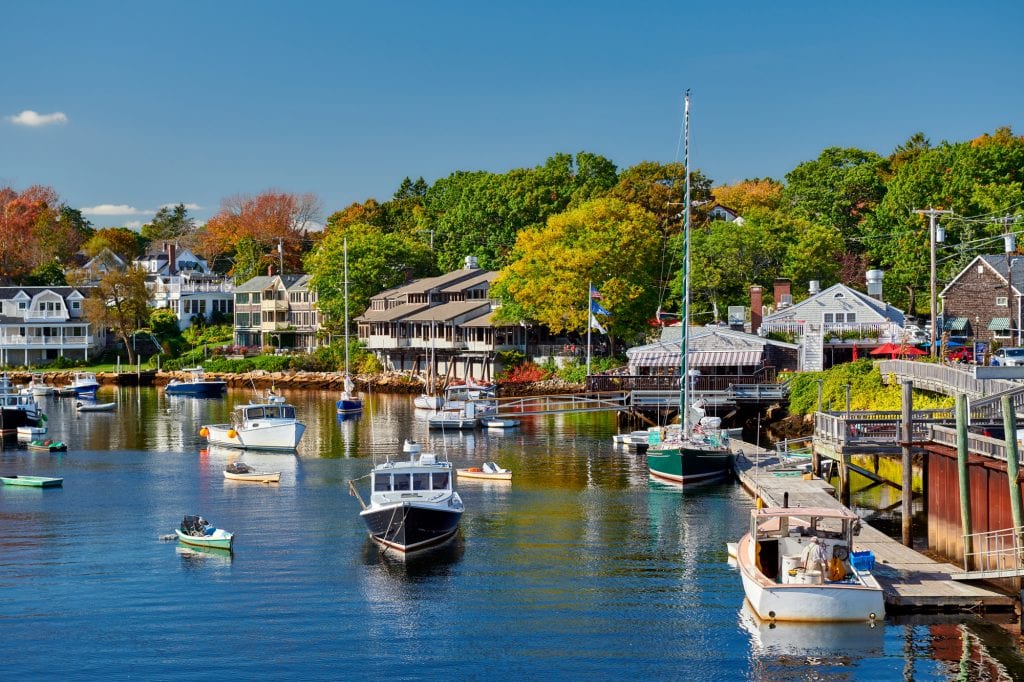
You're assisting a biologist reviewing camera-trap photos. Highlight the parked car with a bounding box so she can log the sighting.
[991,347,1024,366]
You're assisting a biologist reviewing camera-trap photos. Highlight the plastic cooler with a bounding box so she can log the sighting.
[851,550,875,572]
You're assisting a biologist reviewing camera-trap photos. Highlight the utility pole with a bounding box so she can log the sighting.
[914,208,952,357]
[276,237,285,276]
[998,214,1018,345]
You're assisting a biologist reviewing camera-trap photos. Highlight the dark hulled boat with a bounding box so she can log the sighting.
[356,441,463,554]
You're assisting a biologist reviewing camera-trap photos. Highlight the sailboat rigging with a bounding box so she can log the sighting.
[336,237,364,416]
[646,90,733,485]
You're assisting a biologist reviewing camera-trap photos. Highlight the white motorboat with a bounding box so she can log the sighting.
[0,373,45,431]
[735,506,883,623]
[164,367,227,397]
[201,398,306,451]
[352,440,463,554]
[428,410,478,430]
[28,373,54,396]
[414,394,444,410]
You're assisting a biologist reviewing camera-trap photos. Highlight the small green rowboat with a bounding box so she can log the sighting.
[0,475,63,487]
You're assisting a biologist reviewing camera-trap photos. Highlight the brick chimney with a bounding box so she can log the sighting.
[165,242,177,275]
[773,278,792,309]
[750,286,763,335]
[267,265,275,276]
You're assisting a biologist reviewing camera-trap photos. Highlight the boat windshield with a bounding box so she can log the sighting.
[373,471,450,492]
[432,471,450,490]
[413,473,430,490]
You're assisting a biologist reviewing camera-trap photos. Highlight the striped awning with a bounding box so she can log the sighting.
[944,317,968,332]
[629,349,763,368]
[690,350,763,367]
[989,317,1011,331]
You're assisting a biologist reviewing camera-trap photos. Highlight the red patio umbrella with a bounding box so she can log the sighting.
[852,343,859,360]
[869,343,900,357]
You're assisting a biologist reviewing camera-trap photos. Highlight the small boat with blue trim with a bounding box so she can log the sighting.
[0,474,63,487]
[175,515,234,551]
[165,367,227,397]
[68,372,100,397]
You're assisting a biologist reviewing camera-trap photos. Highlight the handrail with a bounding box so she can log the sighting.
[961,525,1024,575]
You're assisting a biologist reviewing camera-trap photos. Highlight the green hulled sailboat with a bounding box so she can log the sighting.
[646,91,733,485]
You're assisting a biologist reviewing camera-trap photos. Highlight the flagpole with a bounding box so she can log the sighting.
[586,281,592,377]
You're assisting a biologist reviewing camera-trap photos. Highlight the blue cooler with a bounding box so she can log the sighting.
[851,550,875,572]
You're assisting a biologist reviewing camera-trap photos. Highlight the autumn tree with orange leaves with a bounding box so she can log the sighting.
[197,191,321,280]
[0,185,92,284]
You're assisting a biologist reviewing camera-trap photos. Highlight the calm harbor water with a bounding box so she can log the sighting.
[1,387,1022,680]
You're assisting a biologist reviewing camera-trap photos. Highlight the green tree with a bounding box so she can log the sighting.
[305,222,437,334]
[493,198,661,343]
[83,227,146,262]
[83,267,151,365]
[23,260,67,286]
[150,307,181,338]
[231,236,270,285]
[141,203,196,242]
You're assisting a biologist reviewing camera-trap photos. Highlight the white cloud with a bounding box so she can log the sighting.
[81,204,146,216]
[304,220,325,232]
[160,202,202,211]
[7,110,68,127]
[124,220,143,230]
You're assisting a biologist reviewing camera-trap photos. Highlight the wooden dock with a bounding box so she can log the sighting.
[730,442,1015,614]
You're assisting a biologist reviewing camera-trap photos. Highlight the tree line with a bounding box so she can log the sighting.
[3,126,1022,347]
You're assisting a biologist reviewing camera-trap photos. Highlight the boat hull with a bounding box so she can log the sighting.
[457,468,512,481]
[76,402,116,412]
[71,385,99,397]
[335,398,363,414]
[0,475,63,487]
[428,416,478,430]
[27,440,67,452]
[204,421,306,451]
[736,534,883,622]
[224,470,281,483]
[360,502,462,553]
[166,381,226,397]
[646,444,733,484]
[175,528,234,550]
[414,395,444,410]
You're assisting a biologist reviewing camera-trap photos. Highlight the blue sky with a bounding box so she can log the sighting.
[2,1,1022,229]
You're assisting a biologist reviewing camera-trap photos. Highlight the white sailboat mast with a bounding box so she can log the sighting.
[681,90,692,432]
[344,237,352,387]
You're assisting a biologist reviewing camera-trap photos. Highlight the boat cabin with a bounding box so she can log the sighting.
[238,403,296,422]
[751,507,860,584]
[372,467,452,493]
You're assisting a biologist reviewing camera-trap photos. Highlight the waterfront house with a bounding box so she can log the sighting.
[77,248,127,283]
[233,273,321,351]
[356,257,524,381]
[939,255,1024,347]
[138,242,234,331]
[757,279,906,371]
[0,286,105,366]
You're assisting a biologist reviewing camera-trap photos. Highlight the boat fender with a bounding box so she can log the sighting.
[227,429,237,439]
[199,427,209,438]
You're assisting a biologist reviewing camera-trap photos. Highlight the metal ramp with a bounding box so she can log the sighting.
[951,526,1024,580]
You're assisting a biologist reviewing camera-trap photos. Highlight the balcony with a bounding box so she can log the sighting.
[24,310,70,322]
[0,335,91,347]
[260,321,292,332]
[261,300,289,312]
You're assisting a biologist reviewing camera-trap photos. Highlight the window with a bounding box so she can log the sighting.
[432,472,450,490]
[237,293,249,304]
[413,473,430,490]
[71,301,80,310]
[846,313,856,322]
[392,474,411,491]
[997,296,1008,307]
[824,313,834,323]
[236,313,249,327]
[374,474,391,492]
[252,293,261,304]
[18,301,27,310]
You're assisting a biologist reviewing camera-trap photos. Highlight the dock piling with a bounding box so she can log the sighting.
[956,393,973,568]
[901,381,914,547]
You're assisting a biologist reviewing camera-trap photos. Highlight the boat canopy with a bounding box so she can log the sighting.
[373,470,451,492]
[242,404,296,420]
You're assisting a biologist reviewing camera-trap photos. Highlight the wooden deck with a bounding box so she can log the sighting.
[730,442,1015,613]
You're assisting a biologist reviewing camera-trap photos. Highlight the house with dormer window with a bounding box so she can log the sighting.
[0,286,105,366]
[233,273,320,351]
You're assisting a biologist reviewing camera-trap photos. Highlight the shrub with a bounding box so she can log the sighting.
[498,361,551,384]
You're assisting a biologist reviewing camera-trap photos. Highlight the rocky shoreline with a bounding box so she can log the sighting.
[6,369,586,397]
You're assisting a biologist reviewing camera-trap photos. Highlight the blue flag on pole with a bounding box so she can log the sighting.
[591,299,611,316]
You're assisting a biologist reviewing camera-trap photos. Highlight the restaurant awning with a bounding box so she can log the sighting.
[988,317,1010,331]
[944,317,968,332]
[628,348,763,368]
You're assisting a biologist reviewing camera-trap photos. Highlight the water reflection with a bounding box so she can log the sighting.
[176,543,233,568]
[739,601,884,658]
